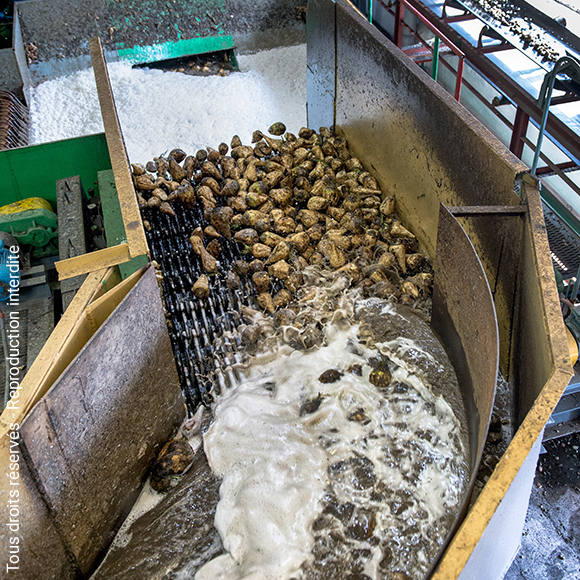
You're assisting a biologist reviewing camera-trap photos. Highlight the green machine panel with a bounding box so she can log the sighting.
[0,207,58,257]
[0,133,112,210]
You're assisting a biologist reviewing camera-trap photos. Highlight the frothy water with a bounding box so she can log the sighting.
[195,281,469,580]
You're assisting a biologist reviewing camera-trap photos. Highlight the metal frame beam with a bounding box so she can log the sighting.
[404,0,580,166]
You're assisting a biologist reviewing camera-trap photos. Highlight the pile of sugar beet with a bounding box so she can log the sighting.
[133,123,434,317]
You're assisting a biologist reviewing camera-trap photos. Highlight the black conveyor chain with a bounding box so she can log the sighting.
[142,200,259,414]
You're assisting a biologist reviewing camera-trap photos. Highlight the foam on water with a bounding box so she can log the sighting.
[196,289,468,580]
[28,45,307,164]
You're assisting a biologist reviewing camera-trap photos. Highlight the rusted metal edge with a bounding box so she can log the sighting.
[17,265,183,576]
[0,265,146,444]
[448,205,527,216]
[88,37,149,261]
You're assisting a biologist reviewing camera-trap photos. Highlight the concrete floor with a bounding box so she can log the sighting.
[504,431,580,580]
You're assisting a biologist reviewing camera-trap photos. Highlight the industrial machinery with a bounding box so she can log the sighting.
[0,89,28,149]
[548,299,580,437]
[353,0,580,443]
[352,0,580,257]
[0,1,573,580]
[0,197,58,257]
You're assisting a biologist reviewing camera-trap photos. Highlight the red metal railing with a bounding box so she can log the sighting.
[371,0,580,232]
[390,0,465,101]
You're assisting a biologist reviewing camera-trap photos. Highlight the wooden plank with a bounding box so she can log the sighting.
[99,169,126,246]
[48,40,151,282]
[99,168,151,279]
[55,243,131,280]
[19,266,184,576]
[84,267,146,332]
[89,37,149,260]
[57,176,88,257]
[0,269,107,443]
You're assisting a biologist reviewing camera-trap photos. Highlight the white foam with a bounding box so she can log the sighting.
[197,351,330,580]
[196,304,468,580]
[29,44,307,164]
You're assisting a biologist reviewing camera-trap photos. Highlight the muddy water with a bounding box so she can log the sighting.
[195,277,469,580]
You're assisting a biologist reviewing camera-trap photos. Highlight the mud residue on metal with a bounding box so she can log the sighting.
[91,447,223,580]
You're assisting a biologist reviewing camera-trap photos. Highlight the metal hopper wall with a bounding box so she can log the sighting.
[307,0,572,577]
[0,266,185,579]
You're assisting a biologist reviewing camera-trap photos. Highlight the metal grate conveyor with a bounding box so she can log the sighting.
[142,201,276,414]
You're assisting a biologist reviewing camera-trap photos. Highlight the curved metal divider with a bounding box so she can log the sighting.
[430,203,499,573]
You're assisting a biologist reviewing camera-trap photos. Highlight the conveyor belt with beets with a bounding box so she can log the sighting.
[143,201,254,413]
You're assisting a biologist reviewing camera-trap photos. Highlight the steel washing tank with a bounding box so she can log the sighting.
[0,4,572,578]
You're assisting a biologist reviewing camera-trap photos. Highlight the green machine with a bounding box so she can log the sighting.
[565,306,580,350]
[0,197,58,257]
[0,133,151,281]
[0,133,113,261]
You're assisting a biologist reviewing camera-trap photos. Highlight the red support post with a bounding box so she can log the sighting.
[396,0,465,101]
[394,0,405,48]
[535,161,578,176]
[455,56,464,101]
[510,106,530,159]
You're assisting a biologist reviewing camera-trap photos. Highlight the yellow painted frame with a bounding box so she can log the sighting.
[0,265,146,445]
[53,37,149,280]
[431,175,573,578]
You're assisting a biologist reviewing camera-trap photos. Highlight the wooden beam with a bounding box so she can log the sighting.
[55,243,131,280]
[88,37,149,260]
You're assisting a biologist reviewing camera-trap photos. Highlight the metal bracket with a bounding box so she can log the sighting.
[531,55,580,175]
[447,205,527,216]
